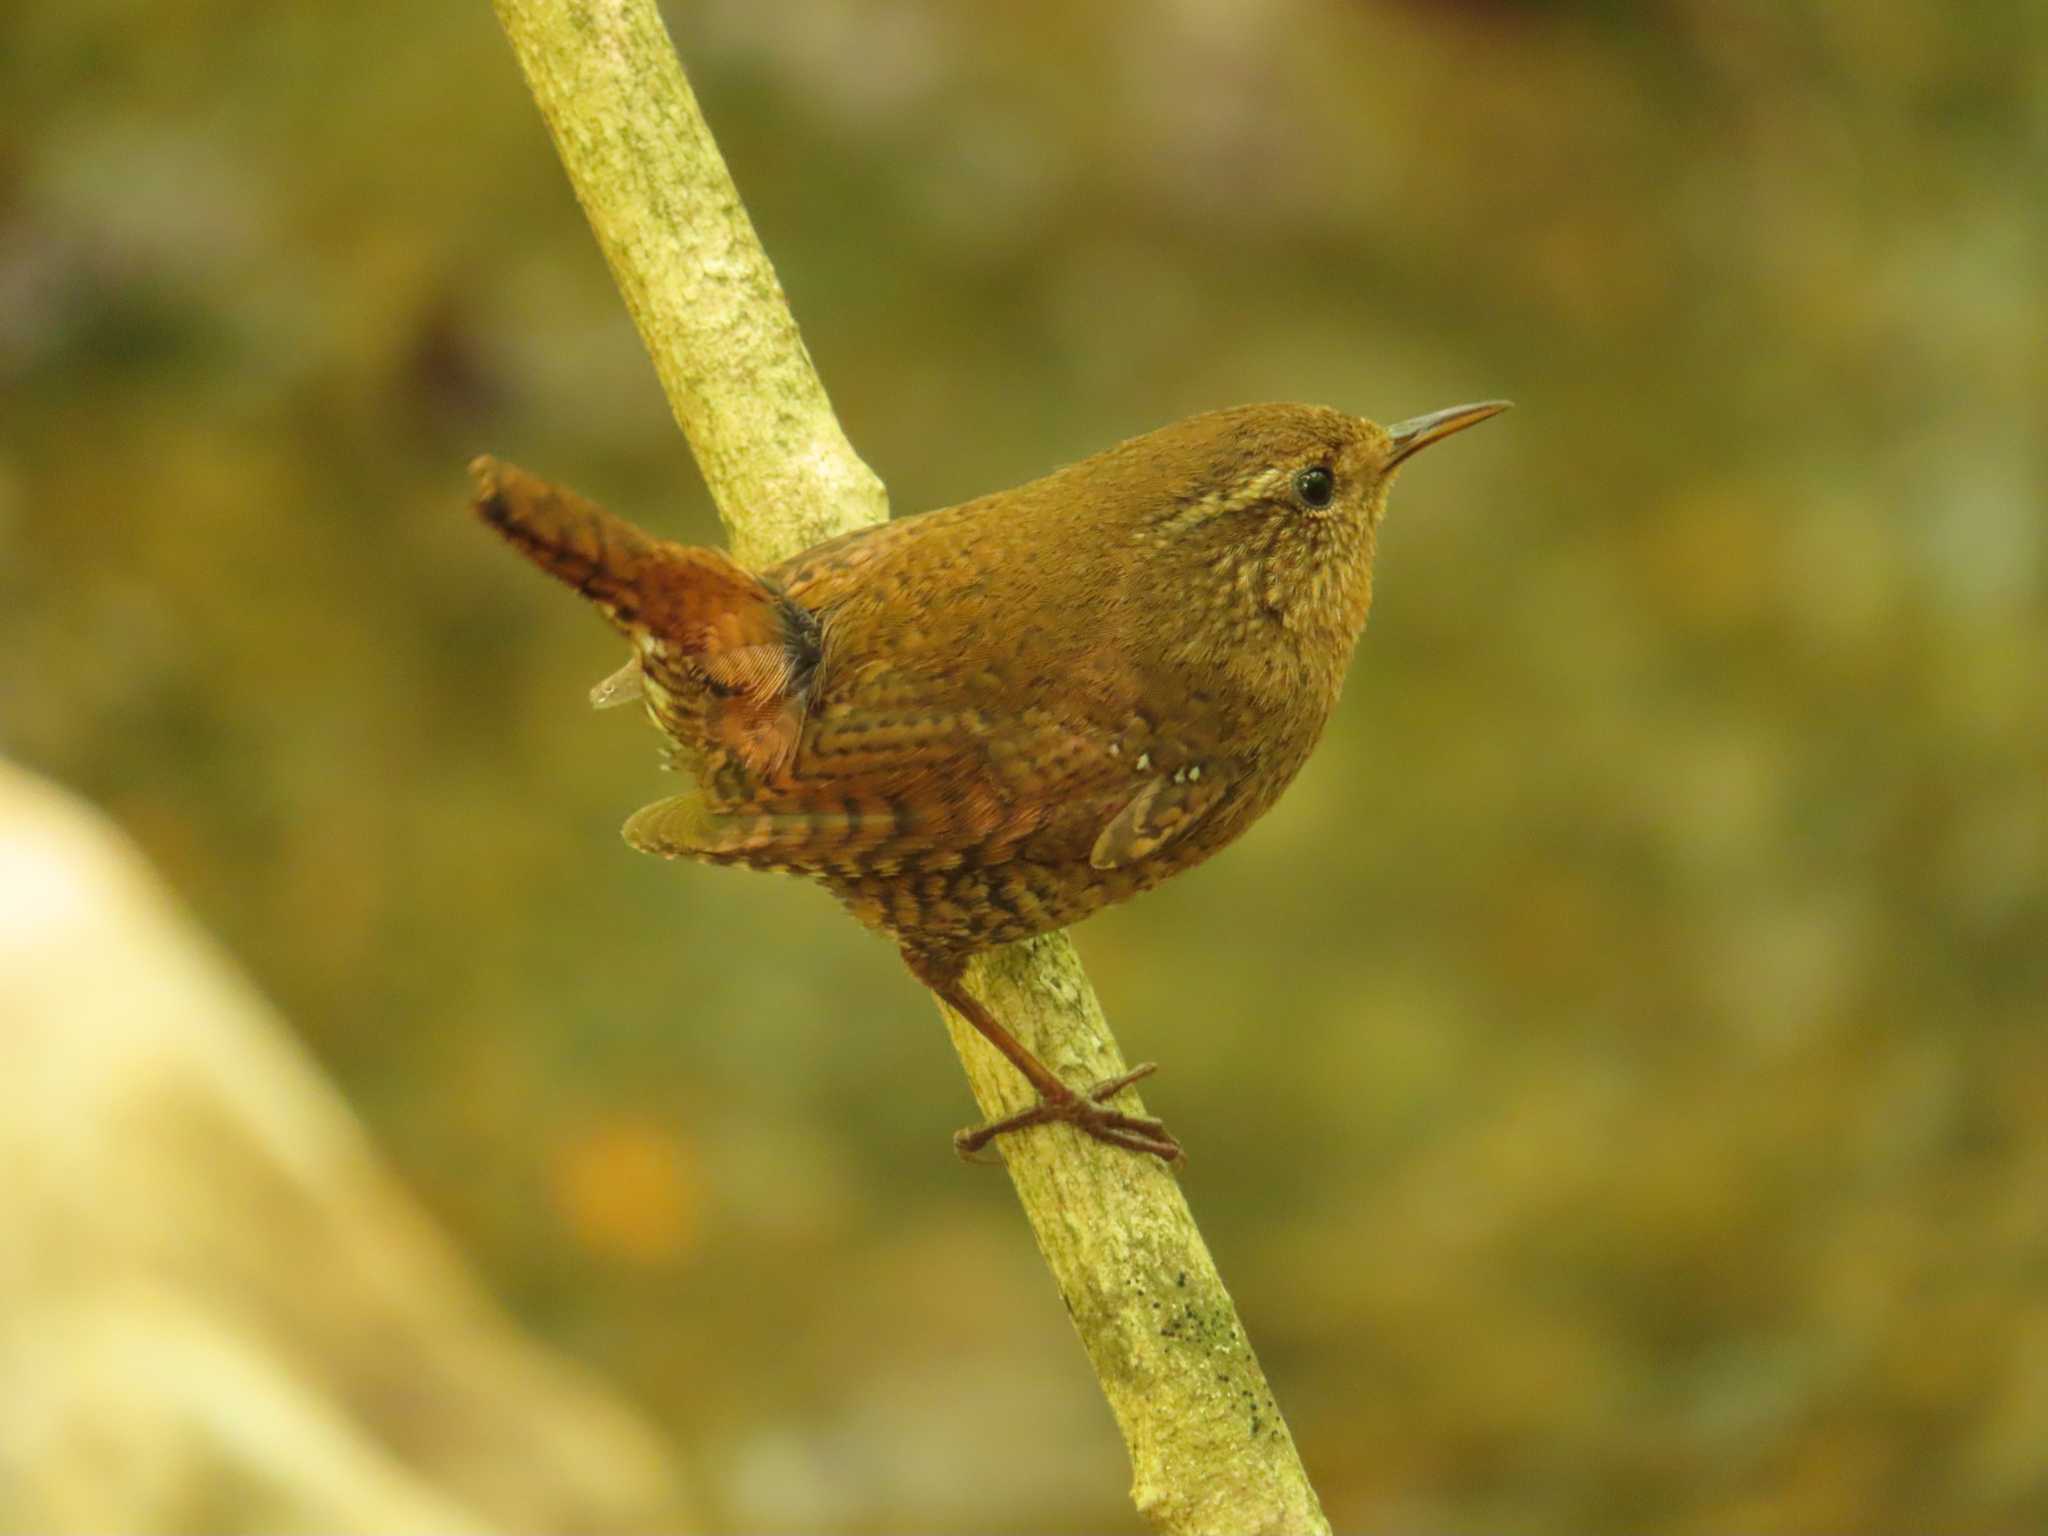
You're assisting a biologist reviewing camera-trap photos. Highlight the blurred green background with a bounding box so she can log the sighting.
[4,0,2044,1529]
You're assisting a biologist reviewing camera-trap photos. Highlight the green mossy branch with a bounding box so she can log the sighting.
[493,0,885,568]
[489,3,1329,1529]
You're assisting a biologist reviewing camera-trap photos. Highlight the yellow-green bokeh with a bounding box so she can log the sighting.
[3,1,2042,1529]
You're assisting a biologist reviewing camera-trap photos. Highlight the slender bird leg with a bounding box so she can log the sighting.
[904,951,1184,1165]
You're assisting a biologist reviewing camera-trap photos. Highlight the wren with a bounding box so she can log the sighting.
[470,400,1508,1163]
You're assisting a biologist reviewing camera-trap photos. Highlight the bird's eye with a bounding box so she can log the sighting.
[1293,466,1336,509]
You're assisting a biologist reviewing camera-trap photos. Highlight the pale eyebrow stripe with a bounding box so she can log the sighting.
[1148,466,1294,538]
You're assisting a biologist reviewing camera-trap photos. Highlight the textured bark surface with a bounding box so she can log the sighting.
[490,3,1329,1528]
[492,0,887,567]
[951,939,1331,1534]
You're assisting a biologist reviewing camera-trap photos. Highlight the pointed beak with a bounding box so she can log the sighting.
[1382,400,1513,470]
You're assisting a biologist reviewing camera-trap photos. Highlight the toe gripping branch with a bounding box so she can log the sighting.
[906,951,1184,1166]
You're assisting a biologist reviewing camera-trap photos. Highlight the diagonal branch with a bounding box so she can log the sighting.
[489,3,1329,1530]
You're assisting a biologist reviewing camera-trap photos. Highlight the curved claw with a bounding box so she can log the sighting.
[951,1127,1006,1166]
[953,1062,1184,1167]
[1088,1061,1159,1100]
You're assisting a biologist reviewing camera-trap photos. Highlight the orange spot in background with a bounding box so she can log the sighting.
[548,1117,701,1266]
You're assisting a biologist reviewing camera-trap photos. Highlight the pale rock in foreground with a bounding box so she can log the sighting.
[0,760,691,1534]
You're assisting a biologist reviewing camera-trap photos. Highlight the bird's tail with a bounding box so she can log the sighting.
[470,455,761,637]
[468,457,819,778]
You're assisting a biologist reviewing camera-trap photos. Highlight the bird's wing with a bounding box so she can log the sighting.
[471,457,821,780]
[626,700,1129,872]
[628,709,1242,881]
[627,502,1243,874]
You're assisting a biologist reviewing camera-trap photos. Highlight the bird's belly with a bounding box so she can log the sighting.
[820,858,1124,951]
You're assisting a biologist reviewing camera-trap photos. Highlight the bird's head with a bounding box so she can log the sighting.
[1104,398,1510,662]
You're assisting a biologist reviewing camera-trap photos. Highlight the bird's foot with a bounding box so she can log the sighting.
[953,1062,1183,1165]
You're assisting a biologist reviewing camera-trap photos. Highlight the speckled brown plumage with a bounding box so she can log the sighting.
[471,399,1507,1162]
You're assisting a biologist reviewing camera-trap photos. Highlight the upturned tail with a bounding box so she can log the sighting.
[467,456,821,780]
[470,455,749,635]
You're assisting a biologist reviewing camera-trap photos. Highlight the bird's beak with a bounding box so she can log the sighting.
[1383,400,1512,470]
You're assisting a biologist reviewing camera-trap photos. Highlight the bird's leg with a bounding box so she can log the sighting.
[904,950,1183,1165]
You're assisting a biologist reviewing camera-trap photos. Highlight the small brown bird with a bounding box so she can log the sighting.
[471,400,1507,1163]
